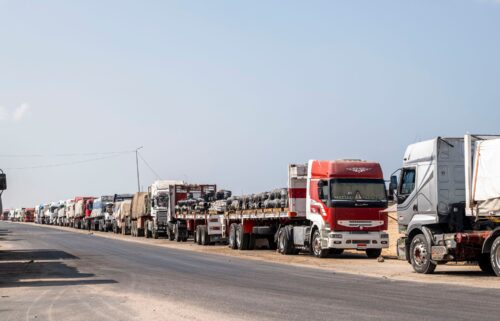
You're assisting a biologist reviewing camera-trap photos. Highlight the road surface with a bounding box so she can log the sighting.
[1,221,499,321]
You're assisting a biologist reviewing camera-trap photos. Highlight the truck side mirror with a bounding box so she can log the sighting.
[388,175,398,200]
[0,173,6,191]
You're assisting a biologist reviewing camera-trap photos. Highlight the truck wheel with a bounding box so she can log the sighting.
[366,249,382,259]
[410,234,436,274]
[490,236,500,277]
[311,229,328,258]
[330,249,344,256]
[196,226,202,245]
[278,226,294,255]
[228,223,237,250]
[201,225,209,246]
[174,223,181,242]
[236,224,249,250]
[478,253,494,275]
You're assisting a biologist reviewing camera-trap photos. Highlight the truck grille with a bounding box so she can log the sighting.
[156,211,168,222]
[351,240,369,244]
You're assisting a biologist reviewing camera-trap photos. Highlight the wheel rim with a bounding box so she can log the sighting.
[495,244,500,268]
[313,233,322,256]
[413,241,428,266]
[236,228,241,248]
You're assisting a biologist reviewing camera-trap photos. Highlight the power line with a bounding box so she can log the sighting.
[0,150,135,158]
[138,152,162,180]
[4,153,128,170]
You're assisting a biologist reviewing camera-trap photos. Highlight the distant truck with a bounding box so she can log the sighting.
[89,195,114,231]
[44,202,59,225]
[112,199,132,234]
[165,183,218,243]
[105,194,133,232]
[56,201,66,226]
[35,205,44,224]
[145,180,186,239]
[64,199,75,227]
[24,208,35,222]
[72,197,94,229]
[394,135,500,276]
[164,160,389,258]
[1,210,8,221]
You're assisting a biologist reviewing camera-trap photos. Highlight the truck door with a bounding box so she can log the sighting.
[397,167,417,226]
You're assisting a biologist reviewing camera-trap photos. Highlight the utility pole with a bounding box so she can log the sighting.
[0,169,6,215]
[135,147,143,192]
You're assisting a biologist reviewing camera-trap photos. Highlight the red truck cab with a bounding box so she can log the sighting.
[301,160,389,257]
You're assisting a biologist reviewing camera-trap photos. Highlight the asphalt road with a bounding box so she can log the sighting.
[1,221,499,321]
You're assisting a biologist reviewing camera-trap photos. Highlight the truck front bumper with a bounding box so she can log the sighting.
[327,231,389,250]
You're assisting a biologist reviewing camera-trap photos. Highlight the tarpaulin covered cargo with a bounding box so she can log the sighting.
[131,192,148,219]
[115,200,132,220]
[472,138,500,202]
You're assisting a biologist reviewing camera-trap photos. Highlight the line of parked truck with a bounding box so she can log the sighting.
[4,134,500,277]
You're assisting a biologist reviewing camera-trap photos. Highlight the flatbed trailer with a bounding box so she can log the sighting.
[169,160,389,257]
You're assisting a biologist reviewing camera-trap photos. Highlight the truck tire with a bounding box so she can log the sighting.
[236,224,249,250]
[167,226,175,241]
[311,229,328,258]
[278,226,294,255]
[410,234,436,274]
[228,223,237,250]
[478,253,494,275]
[490,236,500,277]
[366,249,382,259]
[200,225,209,246]
[330,249,344,256]
[196,226,202,245]
[174,223,181,242]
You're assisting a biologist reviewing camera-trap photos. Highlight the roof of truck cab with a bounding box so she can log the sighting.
[152,180,186,190]
[403,137,463,165]
[309,160,383,179]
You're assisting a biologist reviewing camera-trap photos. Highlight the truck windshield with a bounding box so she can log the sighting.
[330,179,387,203]
[156,195,169,208]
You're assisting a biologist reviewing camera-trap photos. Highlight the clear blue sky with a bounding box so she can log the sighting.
[1,0,500,208]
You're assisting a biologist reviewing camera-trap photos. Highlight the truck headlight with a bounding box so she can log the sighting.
[381,233,389,239]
